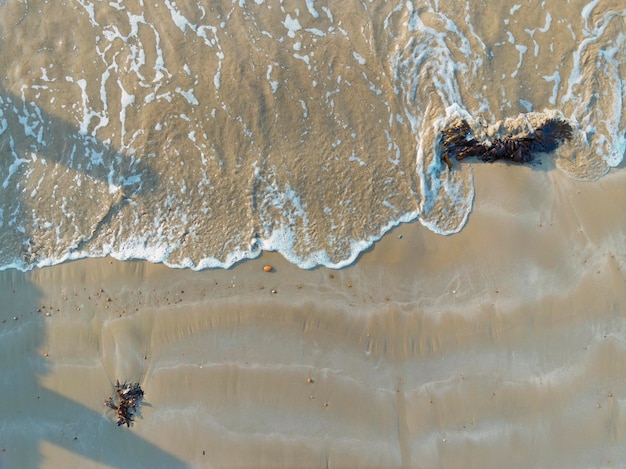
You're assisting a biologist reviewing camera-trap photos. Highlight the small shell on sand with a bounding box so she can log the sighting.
[263,265,273,272]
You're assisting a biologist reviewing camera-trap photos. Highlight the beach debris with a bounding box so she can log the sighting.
[439,117,573,170]
[263,265,273,272]
[104,380,144,427]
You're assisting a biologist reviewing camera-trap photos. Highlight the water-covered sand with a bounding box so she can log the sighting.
[0,0,624,270]
[2,164,625,468]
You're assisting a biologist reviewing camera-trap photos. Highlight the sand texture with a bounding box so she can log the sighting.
[1,164,625,468]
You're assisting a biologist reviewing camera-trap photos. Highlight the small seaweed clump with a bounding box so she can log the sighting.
[104,380,145,427]
[439,117,573,170]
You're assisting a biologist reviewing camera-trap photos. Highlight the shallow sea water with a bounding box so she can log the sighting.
[0,0,623,270]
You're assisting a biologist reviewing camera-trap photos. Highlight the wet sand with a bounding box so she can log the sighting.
[1,163,625,468]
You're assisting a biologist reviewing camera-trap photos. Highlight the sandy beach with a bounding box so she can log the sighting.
[1,162,624,468]
[1,0,625,467]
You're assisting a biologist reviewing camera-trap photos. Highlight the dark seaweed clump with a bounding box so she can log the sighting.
[439,117,573,170]
[104,380,145,427]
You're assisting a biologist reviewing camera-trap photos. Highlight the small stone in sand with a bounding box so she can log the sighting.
[307,378,314,384]
[263,265,273,272]
[271,289,277,294]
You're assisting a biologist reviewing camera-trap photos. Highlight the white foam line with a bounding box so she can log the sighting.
[30,173,45,198]
[164,0,223,92]
[542,71,560,105]
[150,22,171,82]
[299,99,308,118]
[562,6,624,105]
[538,12,552,33]
[74,0,98,28]
[305,27,325,37]
[321,6,333,22]
[597,39,625,167]
[383,3,402,32]
[283,13,301,38]
[511,44,527,78]
[266,64,279,93]
[175,87,199,106]
[214,55,223,90]
[293,53,310,67]
[164,0,191,33]
[0,110,7,136]
[581,0,600,27]
[117,80,135,148]
[352,51,366,65]
[74,78,96,135]
[16,89,43,143]
[305,0,319,19]
[2,137,29,189]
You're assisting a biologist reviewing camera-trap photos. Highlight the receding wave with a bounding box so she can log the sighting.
[0,0,623,271]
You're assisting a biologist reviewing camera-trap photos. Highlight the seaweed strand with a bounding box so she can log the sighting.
[104,380,145,427]
[439,117,573,170]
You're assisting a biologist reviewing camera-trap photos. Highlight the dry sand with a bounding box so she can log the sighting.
[1,163,625,468]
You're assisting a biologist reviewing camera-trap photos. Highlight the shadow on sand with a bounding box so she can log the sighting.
[0,86,189,467]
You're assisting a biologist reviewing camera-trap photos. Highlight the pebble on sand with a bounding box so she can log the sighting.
[263,265,273,272]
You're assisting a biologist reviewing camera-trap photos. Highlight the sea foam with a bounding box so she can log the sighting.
[0,0,623,272]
